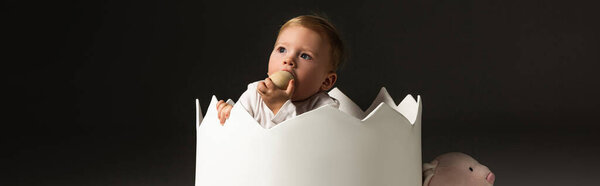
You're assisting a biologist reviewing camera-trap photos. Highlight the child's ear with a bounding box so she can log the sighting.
[320,72,337,91]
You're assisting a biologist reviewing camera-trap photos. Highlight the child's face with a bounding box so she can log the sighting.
[268,25,335,101]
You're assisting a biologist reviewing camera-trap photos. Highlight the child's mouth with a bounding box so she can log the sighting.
[281,69,296,79]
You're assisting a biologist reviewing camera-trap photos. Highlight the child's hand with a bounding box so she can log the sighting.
[257,77,295,115]
[216,100,233,125]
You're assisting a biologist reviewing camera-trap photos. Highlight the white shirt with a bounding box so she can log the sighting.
[236,81,339,129]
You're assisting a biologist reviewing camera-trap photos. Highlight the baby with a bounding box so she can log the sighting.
[216,15,345,129]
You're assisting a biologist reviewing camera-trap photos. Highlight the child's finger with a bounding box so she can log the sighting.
[222,106,228,118]
[257,81,267,95]
[224,106,232,118]
[216,100,225,111]
[217,107,223,120]
[219,109,226,124]
[285,79,295,96]
[218,110,222,123]
[264,78,275,89]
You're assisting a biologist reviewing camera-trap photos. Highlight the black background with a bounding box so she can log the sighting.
[9,0,599,185]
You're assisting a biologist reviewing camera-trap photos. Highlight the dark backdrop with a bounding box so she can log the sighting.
[9,0,599,185]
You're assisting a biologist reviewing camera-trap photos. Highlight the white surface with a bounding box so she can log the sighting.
[195,88,422,186]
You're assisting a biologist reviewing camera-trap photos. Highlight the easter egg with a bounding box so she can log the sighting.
[269,71,294,89]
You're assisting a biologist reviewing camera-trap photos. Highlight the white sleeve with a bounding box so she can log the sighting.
[236,82,259,118]
[235,81,298,128]
[271,100,296,124]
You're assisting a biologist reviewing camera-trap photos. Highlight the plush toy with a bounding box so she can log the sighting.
[423,152,495,186]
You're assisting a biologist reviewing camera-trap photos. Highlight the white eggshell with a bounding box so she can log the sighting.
[195,88,423,186]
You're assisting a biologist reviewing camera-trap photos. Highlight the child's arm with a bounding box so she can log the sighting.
[257,77,295,115]
[216,100,233,125]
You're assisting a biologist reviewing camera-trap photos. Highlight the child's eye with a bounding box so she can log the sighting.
[277,47,286,53]
[300,53,312,60]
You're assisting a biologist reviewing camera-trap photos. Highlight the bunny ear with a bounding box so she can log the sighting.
[422,160,438,186]
[422,173,433,186]
[423,159,438,170]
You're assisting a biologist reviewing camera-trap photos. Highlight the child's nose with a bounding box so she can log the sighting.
[283,58,295,67]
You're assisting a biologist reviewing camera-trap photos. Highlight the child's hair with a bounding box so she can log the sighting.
[278,15,345,72]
